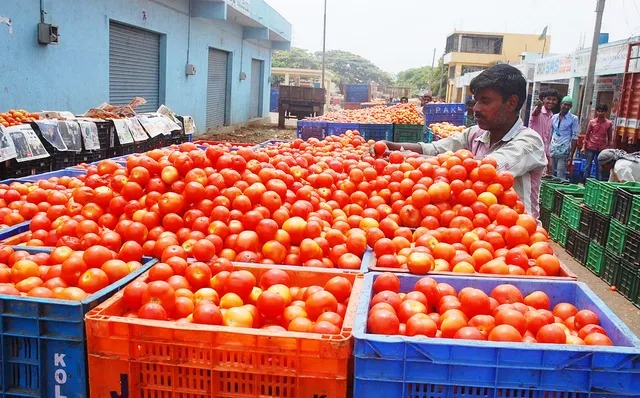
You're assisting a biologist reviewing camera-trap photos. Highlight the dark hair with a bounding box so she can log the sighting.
[400,96,408,101]
[466,99,476,107]
[596,104,609,112]
[470,64,527,112]
[540,89,560,101]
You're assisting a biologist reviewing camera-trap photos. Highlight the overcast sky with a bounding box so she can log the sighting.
[265,0,640,74]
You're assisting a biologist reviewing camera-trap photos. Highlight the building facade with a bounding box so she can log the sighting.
[0,0,291,133]
[444,31,550,102]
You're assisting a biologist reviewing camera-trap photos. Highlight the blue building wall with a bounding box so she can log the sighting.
[0,0,290,132]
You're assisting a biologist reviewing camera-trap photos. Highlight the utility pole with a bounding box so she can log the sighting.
[429,48,436,91]
[580,0,606,132]
[436,53,445,99]
[321,0,327,89]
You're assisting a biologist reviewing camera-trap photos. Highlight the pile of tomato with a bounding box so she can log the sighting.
[0,109,41,128]
[0,177,86,227]
[367,272,614,345]
[123,250,353,332]
[2,132,561,279]
[306,103,423,125]
[0,245,144,300]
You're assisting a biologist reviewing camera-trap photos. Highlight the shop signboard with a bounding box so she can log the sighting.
[534,54,573,81]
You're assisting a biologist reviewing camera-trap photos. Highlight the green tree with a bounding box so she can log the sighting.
[316,50,394,92]
[396,58,447,98]
[272,47,320,69]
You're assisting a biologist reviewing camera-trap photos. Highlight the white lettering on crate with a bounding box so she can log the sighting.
[54,353,68,398]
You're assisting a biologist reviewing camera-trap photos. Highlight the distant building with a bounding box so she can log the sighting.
[444,31,551,102]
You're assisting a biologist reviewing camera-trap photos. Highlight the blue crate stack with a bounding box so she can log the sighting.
[424,103,466,126]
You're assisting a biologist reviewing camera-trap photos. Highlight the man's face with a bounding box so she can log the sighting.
[596,109,606,118]
[543,96,558,110]
[473,88,515,131]
[560,102,572,114]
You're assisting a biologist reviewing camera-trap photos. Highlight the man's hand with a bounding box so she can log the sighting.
[581,146,587,155]
[535,99,543,108]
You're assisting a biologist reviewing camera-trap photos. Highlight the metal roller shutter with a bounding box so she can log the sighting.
[109,22,160,113]
[206,48,229,129]
[249,59,263,119]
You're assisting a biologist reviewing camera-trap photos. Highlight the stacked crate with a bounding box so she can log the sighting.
[580,179,640,307]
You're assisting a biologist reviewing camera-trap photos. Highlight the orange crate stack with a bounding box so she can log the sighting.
[85,263,363,398]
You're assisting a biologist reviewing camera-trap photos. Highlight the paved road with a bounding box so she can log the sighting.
[552,242,640,337]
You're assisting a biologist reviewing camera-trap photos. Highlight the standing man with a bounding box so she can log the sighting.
[464,99,477,127]
[549,96,580,179]
[529,89,559,174]
[377,64,547,218]
[582,104,613,181]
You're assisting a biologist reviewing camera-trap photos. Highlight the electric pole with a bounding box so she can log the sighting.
[580,0,606,131]
[429,48,436,91]
[321,0,327,89]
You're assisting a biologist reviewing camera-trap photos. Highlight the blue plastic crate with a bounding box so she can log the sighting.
[326,122,359,136]
[296,120,326,140]
[0,247,157,398]
[424,113,465,126]
[345,84,370,103]
[0,221,30,242]
[18,168,87,182]
[423,103,466,116]
[354,273,640,398]
[358,124,393,141]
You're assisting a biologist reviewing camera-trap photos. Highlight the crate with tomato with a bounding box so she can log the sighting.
[85,263,363,398]
[0,245,157,398]
[353,272,640,397]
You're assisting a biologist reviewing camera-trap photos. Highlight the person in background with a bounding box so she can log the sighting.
[581,104,613,181]
[465,99,477,127]
[549,96,580,180]
[598,149,640,182]
[421,92,433,107]
[529,89,559,174]
[376,64,547,218]
[400,97,409,104]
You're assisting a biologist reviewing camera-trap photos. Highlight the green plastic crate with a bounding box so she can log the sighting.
[586,241,604,276]
[560,196,583,229]
[601,249,620,286]
[549,214,567,247]
[586,179,640,215]
[540,182,580,211]
[393,124,424,142]
[606,219,628,255]
[629,196,640,232]
[616,261,639,304]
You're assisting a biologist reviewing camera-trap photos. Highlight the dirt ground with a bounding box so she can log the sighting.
[196,113,297,144]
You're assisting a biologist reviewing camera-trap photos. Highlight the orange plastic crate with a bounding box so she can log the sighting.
[85,263,363,398]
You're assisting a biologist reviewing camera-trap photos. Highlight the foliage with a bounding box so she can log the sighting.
[396,58,447,98]
[272,48,321,70]
[271,48,393,92]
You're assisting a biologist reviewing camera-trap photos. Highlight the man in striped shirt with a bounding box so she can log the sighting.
[379,64,547,218]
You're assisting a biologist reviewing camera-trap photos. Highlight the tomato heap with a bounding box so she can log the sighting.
[125,258,352,333]
[0,177,85,227]
[0,109,41,127]
[367,273,615,345]
[429,122,465,139]
[306,103,423,125]
[362,146,559,276]
[0,245,144,300]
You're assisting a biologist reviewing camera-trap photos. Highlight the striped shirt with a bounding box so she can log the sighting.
[420,118,547,218]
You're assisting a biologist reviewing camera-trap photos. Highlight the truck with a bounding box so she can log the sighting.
[277,85,326,128]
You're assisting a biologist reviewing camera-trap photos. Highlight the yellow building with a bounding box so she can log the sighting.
[444,31,551,102]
